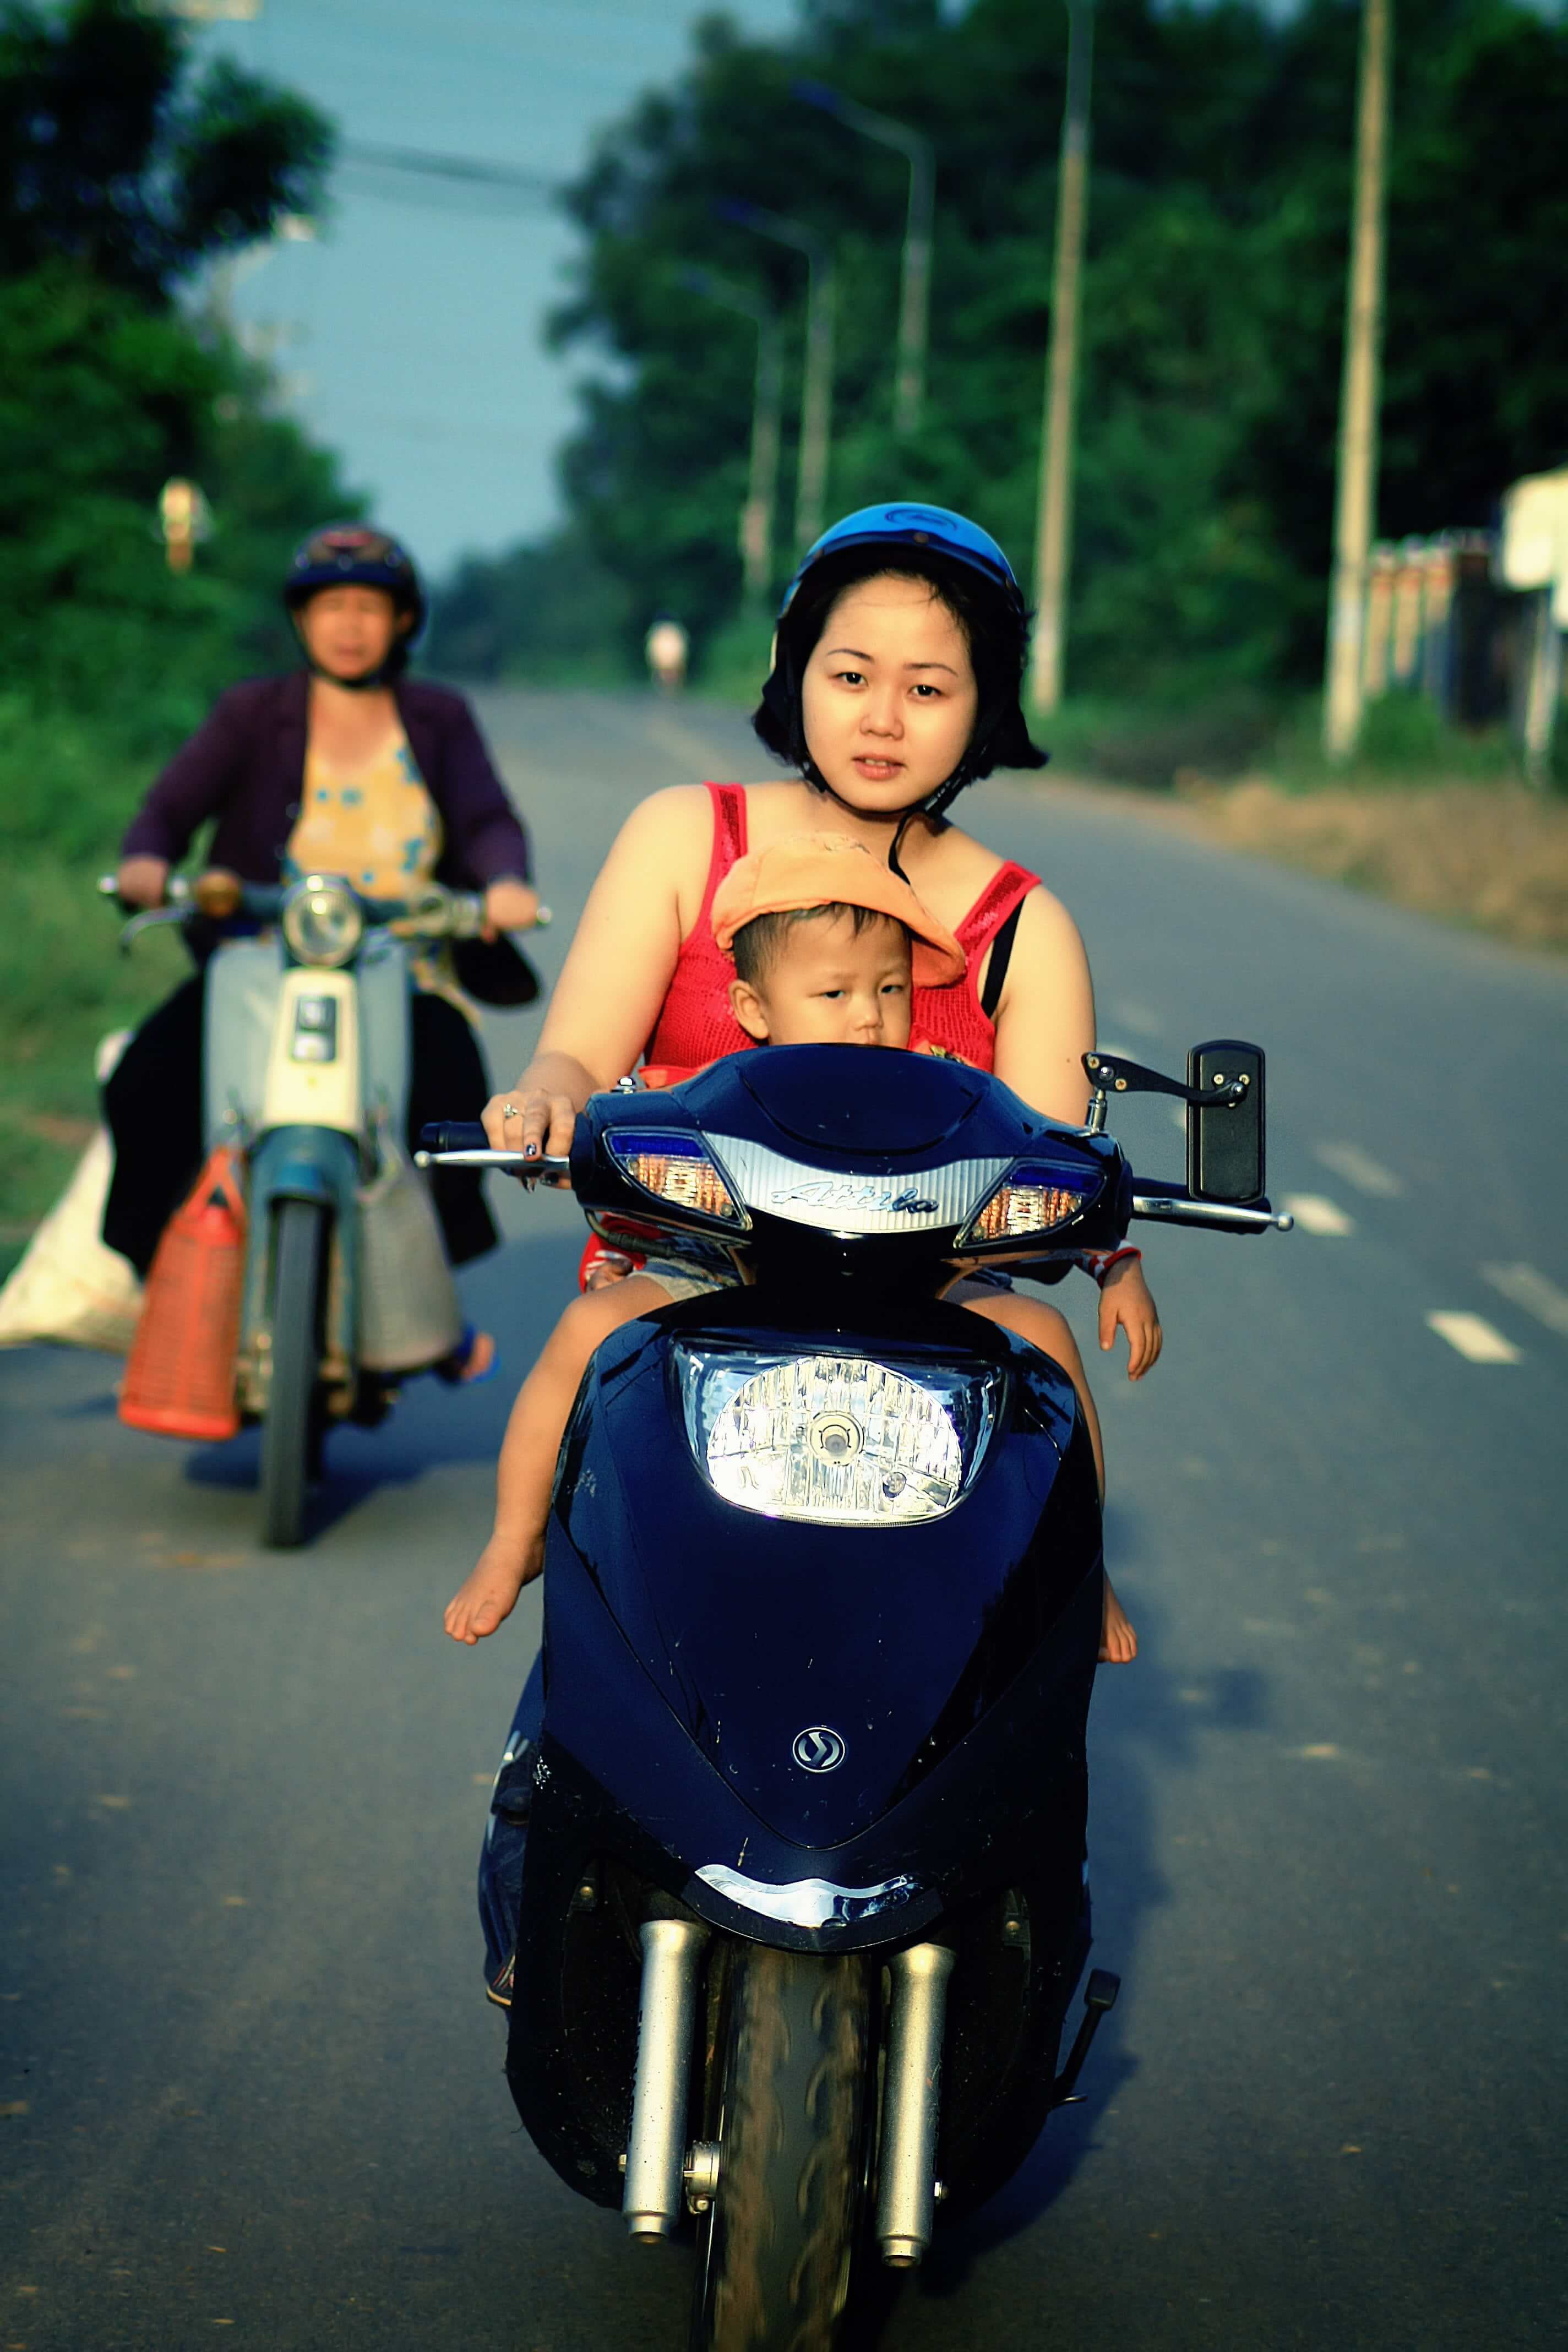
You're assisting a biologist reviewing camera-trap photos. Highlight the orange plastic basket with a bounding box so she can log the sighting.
[119,1147,248,1441]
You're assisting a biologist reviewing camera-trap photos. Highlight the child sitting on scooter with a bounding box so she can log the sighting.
[444,834,1150,1661]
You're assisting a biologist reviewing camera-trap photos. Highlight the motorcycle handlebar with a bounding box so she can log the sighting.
[420,1121,489,1155]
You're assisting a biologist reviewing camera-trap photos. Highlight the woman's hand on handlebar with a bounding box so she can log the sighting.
[116,855,169,910]
[482,877,541,938]
[482,1084,576,1160]
[484,1050,597,1163]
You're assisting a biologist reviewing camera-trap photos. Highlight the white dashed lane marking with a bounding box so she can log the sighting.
[1281,1194,1355,1237]
[1426,1311,1523,1365]
[1315,1141,1405,1199]
[1480,1263,1568,1340]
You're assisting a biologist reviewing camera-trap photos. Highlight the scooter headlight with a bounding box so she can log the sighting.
[281,874,364,968]
[674,1344,1001,1527]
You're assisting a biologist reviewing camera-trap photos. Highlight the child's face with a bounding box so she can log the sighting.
[729,910,913,1050]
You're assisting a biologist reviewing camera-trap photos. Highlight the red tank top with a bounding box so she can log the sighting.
[643,782,1039,1075]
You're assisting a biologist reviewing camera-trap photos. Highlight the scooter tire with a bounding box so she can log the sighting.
[260,1197,325,1550]
[691,1945,869,2352]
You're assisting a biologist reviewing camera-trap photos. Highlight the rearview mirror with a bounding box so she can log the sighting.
[1186,1041,1265,1204]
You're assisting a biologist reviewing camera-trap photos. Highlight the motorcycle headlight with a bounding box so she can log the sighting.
[674,1344,1001,1527]
[959,1158,1095,1246]
[606,1130,747,1225]
[281,874,364,969]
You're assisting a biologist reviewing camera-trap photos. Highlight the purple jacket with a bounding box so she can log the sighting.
[120,671,532,888]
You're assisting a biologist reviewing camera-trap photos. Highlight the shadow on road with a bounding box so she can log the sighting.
[911,1542,1272,2317]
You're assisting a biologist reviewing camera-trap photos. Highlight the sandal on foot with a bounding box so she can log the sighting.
[435,1325,498,1386]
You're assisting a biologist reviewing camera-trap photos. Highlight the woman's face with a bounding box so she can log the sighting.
[298,585,404,682]
[799,573,979,814]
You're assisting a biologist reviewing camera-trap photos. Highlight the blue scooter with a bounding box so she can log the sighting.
[422,1038,1288,2349]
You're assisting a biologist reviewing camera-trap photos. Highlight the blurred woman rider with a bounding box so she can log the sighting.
[105,525,538,1365]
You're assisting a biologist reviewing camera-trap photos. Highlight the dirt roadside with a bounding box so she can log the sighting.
[1042,775,1568,955]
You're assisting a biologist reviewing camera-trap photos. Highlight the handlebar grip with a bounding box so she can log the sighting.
[418,1121,490,1155]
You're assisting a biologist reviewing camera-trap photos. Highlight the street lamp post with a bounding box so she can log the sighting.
[792,79,934,438]
[1323,0,1395,763]
[718,201,837,553]
[680,269,783,612]
[1029,0,1096,718]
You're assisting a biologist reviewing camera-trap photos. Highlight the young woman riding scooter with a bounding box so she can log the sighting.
[105,525,538,1374]
[479,504,1162,1635]
[448,831,1134,1655]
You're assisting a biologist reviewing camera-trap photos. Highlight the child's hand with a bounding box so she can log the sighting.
[1098,1256,1162,1380]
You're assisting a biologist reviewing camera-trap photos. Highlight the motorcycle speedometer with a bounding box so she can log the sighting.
[281,874,365,968]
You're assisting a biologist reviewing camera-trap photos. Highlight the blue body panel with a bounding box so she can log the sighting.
[499,1043,1117,2217]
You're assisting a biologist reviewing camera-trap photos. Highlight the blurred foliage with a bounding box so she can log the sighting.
[0,264,361,732]
[0,0,333,297]
[447,0,1568,701]
[425,527,635,685]
[0,0,353,732]
[0,1,357,1245]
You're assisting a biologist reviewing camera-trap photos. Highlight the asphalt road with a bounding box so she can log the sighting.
[3,688,1565,2352]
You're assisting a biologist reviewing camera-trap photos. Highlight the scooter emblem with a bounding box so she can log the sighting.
[792,1725,847,1773]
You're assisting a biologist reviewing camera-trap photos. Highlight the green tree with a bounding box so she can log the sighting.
[0,0,333,300]
[0,1,354,728]
[426,529,634,685]
[520,0,1568,698]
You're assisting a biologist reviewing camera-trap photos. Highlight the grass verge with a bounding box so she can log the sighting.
[0,704,187,1276]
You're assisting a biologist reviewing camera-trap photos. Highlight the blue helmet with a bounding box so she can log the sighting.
[781,502,1026,617]
[757,503,1045,816]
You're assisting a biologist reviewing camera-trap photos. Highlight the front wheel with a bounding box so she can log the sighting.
[260,1198,325,1549]
[692,1946,870,2352]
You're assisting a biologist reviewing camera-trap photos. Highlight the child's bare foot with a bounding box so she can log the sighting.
[1100,1575,1138,1664]
[444,1537,541,1645]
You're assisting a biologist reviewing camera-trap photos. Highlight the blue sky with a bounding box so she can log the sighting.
[195,0,799,577]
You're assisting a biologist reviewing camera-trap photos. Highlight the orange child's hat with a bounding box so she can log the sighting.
[711,831,966,988]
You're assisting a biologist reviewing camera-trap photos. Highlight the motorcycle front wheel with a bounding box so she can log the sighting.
[692,1945,870,2352]
[260,1198,325,1549]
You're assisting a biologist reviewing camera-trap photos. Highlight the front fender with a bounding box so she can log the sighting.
[238,1126,361,1404]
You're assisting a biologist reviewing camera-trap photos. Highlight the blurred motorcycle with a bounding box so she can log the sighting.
[105,868,543,1547]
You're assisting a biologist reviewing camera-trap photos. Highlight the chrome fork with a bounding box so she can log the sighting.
[622,1918,709,2241]
[876,1942,955,2267]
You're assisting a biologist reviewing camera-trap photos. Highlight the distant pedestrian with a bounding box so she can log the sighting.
[644,616,688,693]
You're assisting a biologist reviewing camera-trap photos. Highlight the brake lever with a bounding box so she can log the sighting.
[117,905,192,952]
[413,1148,572,1186]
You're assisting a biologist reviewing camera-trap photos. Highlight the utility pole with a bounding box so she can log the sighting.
[792,80,934,438]
[718,201,837,553]
[681,270,783,612]
[1028,1,1096,717]
[1323,0,1394,762]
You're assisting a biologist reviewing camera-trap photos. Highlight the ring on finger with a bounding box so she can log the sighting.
[502,1101,519,1119]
